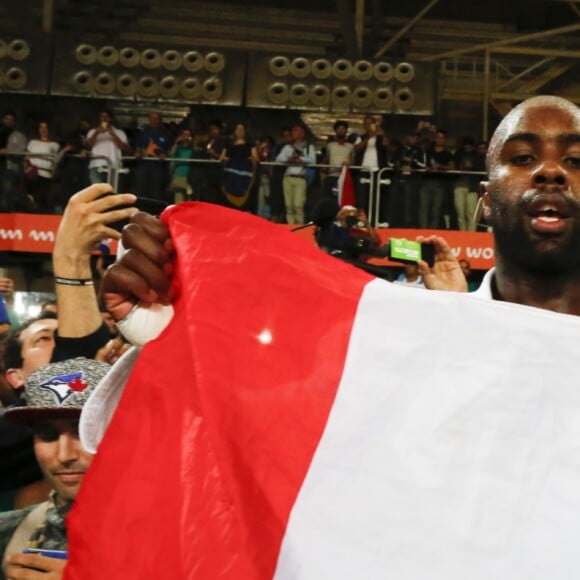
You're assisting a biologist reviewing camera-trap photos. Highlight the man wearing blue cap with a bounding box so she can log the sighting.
[0,358,110,580]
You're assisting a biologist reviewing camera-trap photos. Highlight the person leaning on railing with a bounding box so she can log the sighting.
[275,123,317,226]
[85,111,130,187]
[25,121,64,214]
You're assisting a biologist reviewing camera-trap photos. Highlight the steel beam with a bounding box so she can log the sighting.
[374,0,440,58]
[423,21,580,61]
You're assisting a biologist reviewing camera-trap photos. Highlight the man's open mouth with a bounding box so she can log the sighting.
[527,196,573,224]
[532,206,564,223]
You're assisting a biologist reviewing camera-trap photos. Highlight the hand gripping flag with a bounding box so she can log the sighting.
[67,202,580,580]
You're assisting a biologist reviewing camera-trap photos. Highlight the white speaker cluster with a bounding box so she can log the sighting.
[268,56,411,82]
[0,38,30,90]
[70,44,226,101]
[266,56,416,111]
[71,71,222,101]
[74,44,225,73]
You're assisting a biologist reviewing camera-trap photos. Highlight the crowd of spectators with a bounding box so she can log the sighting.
[0,108,488,229]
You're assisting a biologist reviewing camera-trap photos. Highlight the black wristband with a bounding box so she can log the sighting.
[54,277,94,286]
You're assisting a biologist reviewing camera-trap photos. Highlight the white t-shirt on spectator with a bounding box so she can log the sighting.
[327,141,354,176]
[355,136,379,172]
[87,127,128,169]
[26,139,60,178]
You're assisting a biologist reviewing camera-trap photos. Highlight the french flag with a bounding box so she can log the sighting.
[67,203,580,579]
[337,164,356,207]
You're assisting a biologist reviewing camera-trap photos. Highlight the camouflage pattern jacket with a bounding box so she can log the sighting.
[0,492,71,579]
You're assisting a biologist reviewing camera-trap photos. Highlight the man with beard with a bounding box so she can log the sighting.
[323,120,354,199]
[476,95,580,314]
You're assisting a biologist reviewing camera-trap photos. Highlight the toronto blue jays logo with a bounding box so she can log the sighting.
[39,372,88,405]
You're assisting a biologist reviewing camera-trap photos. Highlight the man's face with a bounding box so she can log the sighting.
[337,207,358,228]
[335,124,347,140]
[149,112,162,128]
[99,112,111,125]
[32,419,93,503]
[363,116,376,132]
[281,129,291,144]
[291,125,305,142]
[435,131,447,147]
[209,124,221,139]
[483,103,580,275]
[2,114,15,129]
[39,122,49,139]
[19,318,58,383]
[234,124,246,140]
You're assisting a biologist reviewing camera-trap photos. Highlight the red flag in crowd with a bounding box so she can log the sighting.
[337,164,356,207]
[66,203,580,580]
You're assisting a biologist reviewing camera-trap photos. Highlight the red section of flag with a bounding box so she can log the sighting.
[65,202,371,579]
[337,165,356,208]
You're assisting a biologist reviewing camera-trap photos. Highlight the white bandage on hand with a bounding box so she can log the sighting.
[114,239,175,346]
[116,303,174,346]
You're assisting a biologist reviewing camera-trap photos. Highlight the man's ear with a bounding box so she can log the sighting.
[5,368,26,390]
[479,181,491,220]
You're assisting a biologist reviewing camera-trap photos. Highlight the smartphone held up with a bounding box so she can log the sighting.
[387,238,435,268]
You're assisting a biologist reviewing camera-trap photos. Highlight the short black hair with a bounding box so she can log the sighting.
[333,120,348,131]
[2,312,57,371]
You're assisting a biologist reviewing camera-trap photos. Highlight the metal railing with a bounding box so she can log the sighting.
[373,166,487,229]
[1,151,489,230]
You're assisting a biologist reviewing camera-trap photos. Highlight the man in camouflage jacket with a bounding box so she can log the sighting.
[0,358,110,579]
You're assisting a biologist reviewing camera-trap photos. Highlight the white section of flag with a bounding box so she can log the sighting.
[275,278,580,579]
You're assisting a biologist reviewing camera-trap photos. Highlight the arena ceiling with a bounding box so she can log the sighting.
[3,1,578,59]
[1,0,579,130]
[44,0,580,60]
